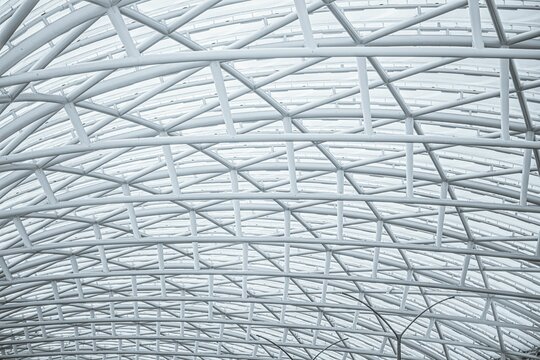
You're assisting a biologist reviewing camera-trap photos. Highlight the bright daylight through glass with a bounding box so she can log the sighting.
[0,0,539,359]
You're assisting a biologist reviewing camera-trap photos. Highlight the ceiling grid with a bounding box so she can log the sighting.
[0,0,539,359]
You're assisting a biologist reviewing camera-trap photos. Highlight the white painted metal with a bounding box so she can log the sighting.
[0,0,538,359]
[467,0,484,49]
[356,56,373,134]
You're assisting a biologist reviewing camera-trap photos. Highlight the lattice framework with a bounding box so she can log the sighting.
[0,0,539,359]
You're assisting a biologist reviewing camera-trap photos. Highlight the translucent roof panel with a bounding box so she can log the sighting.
[0,0,539,359]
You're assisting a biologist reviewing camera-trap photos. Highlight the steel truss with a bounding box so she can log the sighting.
[0,0,539,359]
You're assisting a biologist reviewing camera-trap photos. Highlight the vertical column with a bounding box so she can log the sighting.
[218,319,224,355]
[131,276,139,318]
[536,232,540,257]
[481,297,492,320]
[157,243,166,297]
[51,281,64,321]
[280,329,288,360]
[371,220,383,278]
[70,256,84,298]
[35,168,57,204]
[95,223,109,272]
[208,273,214,319]
[122,183,141,240]
[189,210,200,271]
[107,6,140,57]
[64,103,90,145]
[283,117,298,193]
[520,131,533,205]
[379,337,388,355]
[293,0,315,48]
[162,142,181,196]
[405,117,414,198]
[13,217,32,248]
[460,243,473,286]
[194,330,200,360]
[0,257,12,281]
[467,0,484,48]
[156,308,161,354]
[500,58,510,141]
[425,318,435,337]
[246,303,254,341]
[356,57,373,134]
[281,209,291,346]
[313,250,331,344]
[90,310,97,351]
[230,170,247,298]
[210,62,236,135]
[36,306,47,338]
[435,181,448,247]
[400,270,412,310]
[180,289,185,337]
[336,170,344,242]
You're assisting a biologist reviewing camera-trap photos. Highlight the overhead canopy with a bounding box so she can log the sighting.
[0,0,539,359]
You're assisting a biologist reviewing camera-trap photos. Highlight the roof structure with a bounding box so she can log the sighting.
[0,0,539,359]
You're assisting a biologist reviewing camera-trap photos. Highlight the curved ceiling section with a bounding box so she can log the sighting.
[0,0,539,359]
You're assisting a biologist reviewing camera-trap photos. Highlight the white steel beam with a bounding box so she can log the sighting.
[2,47,540,87]
[64,103,90,146]
[400,270,412,310]
[36,306,46,338]
[282,117,298,193]
[230,169,247,298]
[371,220,383,278]
[121,183,141,239]
[336,169,344,242]
[0,256,12,281]
[208,273,214,319]
[520,131,533,206]
[405,117,414,198]
[467,0,484,48]
[312,250,331,345]
[435,182,448,247]
[356,57,373,134]
[50,281,64,321]
[107,6,140,57]
[210,61,236,135]
[34,168,57,204]
[0,310,535,345]
[1,235,536,267]
[180,290,185,337]
[293,0,316,48]
[362,0,468,43]
[0,0,40,50]
[1,1,539,359]
[218,318,225,355]
[281,209,291,334]
[131,275,139,318]
[4,267,536,299]
[94,223,110,273]
[481,297,492,320]
[500,58,510,141]
[245,303,254,343]
[3,192,540,222]
[460,254,472,286]
[536,232,540,258]
[3,132,540,167]
[157,243,166,297]
[189,210,201,271]
[161,143,181,196]
[70,256,84,299]
[13,217,32,248]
